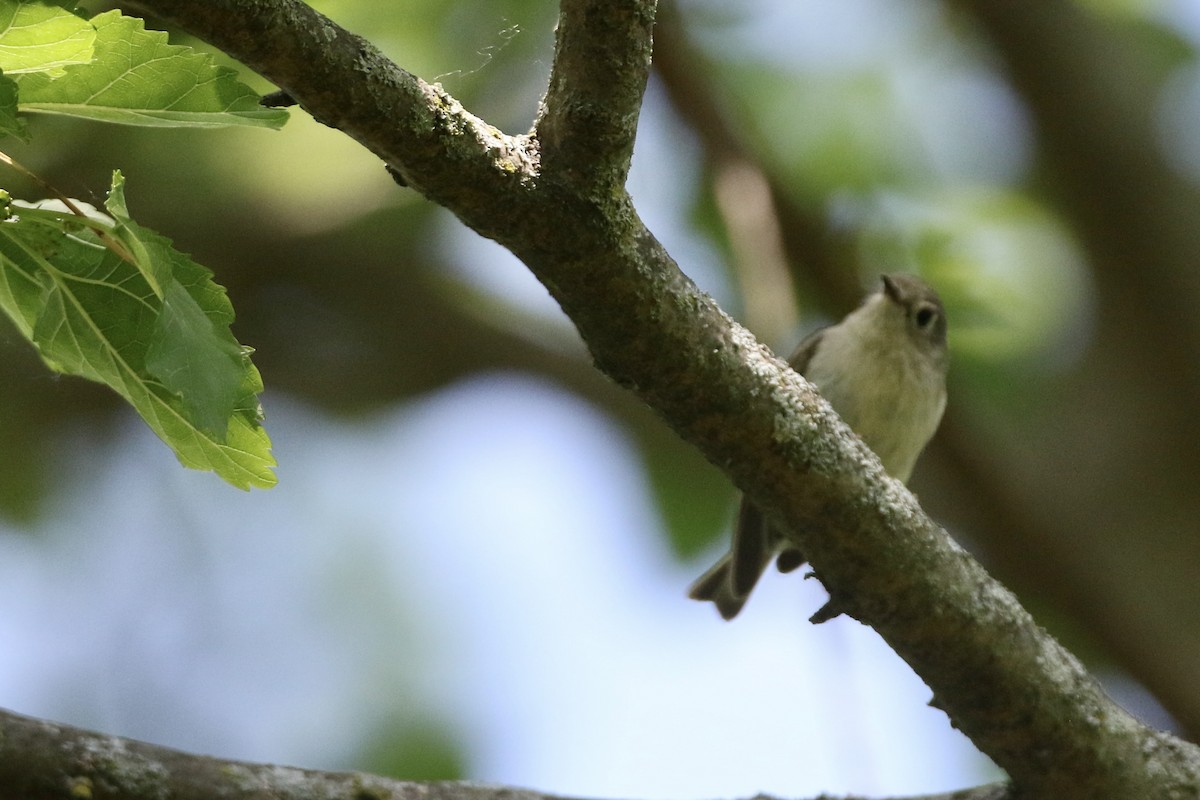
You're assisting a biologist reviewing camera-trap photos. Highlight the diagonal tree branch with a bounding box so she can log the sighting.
[96,1,1200,797]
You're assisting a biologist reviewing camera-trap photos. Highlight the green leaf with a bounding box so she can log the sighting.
[13,9,287,129]
[0,172,276,489]
[0,0,94,77]
[103,176,248,437]
[144,271,247,436]
[102,170,170,297]
[0,71,26,139]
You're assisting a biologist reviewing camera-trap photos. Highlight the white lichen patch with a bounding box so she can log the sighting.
[71,735,169,800]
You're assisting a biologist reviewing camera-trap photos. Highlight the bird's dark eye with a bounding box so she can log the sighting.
[915,305,937,328]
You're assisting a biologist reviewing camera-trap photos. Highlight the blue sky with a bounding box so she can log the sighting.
[0,374,991,796]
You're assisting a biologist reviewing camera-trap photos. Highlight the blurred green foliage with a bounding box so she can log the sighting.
[358,717,468,781]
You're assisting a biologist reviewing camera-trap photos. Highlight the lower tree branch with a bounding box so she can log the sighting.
[0,707,557,800]
[0,706,1017,800]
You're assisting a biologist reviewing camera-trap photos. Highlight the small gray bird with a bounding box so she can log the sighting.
[689,274,949,620]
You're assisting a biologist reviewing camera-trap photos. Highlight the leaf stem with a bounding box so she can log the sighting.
[0,148,138,264]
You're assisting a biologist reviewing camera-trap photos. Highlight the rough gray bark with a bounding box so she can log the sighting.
[8,0,1196,798]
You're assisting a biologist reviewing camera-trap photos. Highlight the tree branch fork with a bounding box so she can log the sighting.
[18,0,1197,797]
